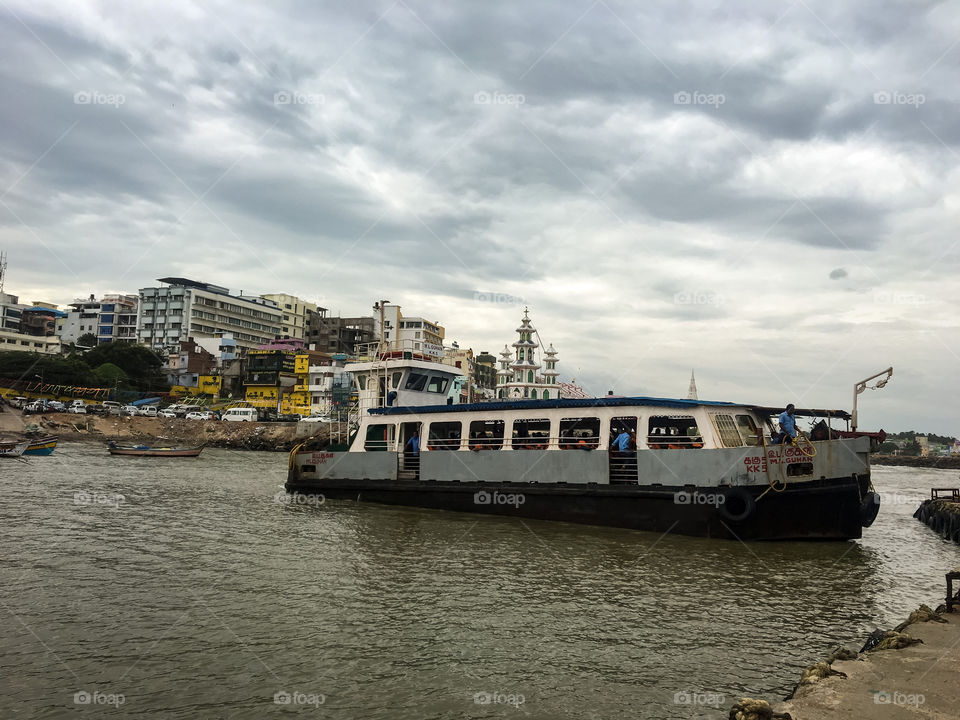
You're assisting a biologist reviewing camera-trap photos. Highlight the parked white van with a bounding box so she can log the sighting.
[222,407,258,422]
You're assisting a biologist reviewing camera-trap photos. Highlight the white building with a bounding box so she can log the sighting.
[496,309,561,400]
[306,359,352,415]
[58,293,138,345]
[261,293,317,340]
[137,278,282,353]
[372,302,445,358]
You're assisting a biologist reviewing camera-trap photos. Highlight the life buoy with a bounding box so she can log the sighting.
[859,491,881,528]
[719,487,756,523]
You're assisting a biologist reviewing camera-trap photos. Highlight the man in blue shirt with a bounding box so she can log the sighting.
[778,404,798,443]
[405,430,421,456]
[611,429,631,452]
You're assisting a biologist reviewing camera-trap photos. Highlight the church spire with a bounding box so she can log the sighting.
[687,370,698,400]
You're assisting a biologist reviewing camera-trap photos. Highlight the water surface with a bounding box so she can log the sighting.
[1,444,957,719]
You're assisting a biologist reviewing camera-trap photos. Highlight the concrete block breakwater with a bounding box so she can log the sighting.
[914,495,960,544]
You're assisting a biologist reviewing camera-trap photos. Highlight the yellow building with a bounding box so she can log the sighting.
[260,293,317,340]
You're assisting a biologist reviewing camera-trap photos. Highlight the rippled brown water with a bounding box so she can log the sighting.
[1,443,957,719]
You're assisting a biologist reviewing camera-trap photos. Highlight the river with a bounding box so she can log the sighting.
[2,443,957,719]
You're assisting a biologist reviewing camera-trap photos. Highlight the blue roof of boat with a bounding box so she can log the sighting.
[368,395,742,416]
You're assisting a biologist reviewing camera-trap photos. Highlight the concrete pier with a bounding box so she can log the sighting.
[774,606,960,719]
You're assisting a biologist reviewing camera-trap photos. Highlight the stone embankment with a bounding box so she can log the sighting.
[727,599,960,720]
[0,408,333,452]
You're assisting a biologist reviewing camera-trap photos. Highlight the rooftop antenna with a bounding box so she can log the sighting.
[0,251,6,292]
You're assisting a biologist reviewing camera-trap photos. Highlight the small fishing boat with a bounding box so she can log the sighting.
[0,440,30,458]
[107,441,204,457]
[23,436,58,456]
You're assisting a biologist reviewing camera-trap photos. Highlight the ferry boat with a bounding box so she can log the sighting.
[286,351,882,540]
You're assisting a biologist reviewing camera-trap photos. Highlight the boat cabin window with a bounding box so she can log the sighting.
[469,419,504,450]
[364,423,394,451]
[712,414,743,448]
[736,414,761,446]
[610,417,638,449]
[404,373,428,391]
[357,375,366,391]
[559,417,600,449]
[426,375,449,394]
[512,418,550,450]
[392,372,402,388]
[428,421,461,450]
[647,415,703,449]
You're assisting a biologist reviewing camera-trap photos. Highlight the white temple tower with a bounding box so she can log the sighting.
[497,308,561,400]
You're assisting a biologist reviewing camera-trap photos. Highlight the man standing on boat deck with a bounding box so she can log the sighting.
[611,428,631,453]
[778,404,798,443]
[404,430,420,471]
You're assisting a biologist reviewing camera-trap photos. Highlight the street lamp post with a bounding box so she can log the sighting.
[852,367,893,431]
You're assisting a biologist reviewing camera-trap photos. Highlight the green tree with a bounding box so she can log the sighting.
[877,441,899,454]
[93,363,128,388]
[77,333,98,348]
[902,440,922,456]
[83,343,166,390]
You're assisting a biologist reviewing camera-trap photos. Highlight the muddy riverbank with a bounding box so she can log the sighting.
[0,408,332,452]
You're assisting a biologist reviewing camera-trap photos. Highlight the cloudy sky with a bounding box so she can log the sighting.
[1,1,958,435]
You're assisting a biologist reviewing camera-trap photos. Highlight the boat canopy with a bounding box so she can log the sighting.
[748,405,851,421]
[368,395,742,416]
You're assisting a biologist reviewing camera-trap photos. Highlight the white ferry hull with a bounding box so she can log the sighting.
[286,439,878,541]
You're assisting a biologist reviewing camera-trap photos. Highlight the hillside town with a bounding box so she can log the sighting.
[0,268,587,417]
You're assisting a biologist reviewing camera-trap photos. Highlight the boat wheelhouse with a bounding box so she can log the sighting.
[287,395,881,541]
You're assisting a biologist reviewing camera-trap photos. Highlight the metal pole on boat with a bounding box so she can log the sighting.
[851,367,893,431]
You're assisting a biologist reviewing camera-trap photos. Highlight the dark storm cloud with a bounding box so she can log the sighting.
[2,0,959,432]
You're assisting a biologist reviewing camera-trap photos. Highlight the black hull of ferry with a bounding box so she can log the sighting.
[284,474,874,541]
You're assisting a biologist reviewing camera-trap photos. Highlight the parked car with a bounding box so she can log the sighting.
[85,403,105,415]
[24,400,46,414]
[120,405,139,416]
[67,405,87,414]
[185,411,212,420]
[138,406,159,417]
[47,401,66,412]
[10,396,28,409]
[158,409,177,418]
[102,401,122,416]
[302,414,334,423]
[222,407,258,422]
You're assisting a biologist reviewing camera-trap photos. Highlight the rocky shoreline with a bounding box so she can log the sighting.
[1,409,331,452]
[728,596,960,719]
[873,454,960,469]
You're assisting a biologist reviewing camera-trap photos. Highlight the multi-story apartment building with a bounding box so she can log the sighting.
[0,291,23,332]
[0,292,63,354]
[373,302,445,358]
[306,309,377,356]
[137,278,282,353]
[261,293,317,340]
[58,294,138,345]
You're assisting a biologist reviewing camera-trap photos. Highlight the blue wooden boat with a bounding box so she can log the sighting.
[23,436,58,456]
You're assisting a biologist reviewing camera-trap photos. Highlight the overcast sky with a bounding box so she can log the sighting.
[1,1,958,435]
